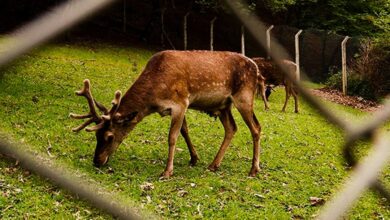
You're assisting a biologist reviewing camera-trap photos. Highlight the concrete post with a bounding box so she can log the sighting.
[295,29,303,81]
[266,25,274,59]
[341,36,350,95]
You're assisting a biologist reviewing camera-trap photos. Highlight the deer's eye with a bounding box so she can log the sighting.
[114,119,125,124]
[122,117,133,125]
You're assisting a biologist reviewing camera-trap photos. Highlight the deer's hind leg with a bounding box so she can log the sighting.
[208,106,237,172]
[233,91,261,177]
[281,85,292,112]
[257,80,269,110]
[291,87,299,113]
[180,116,199,166]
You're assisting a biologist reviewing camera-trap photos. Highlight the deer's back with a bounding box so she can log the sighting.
[123,51,259,113]
[252,57,296,86]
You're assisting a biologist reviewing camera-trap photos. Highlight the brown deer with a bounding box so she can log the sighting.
[252,57,299,113]
[70,50,265,178]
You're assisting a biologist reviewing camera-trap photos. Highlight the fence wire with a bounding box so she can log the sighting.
[0,140,142,220]
[225,1,390,219]
[0,0,389,219]
[0,0,145,219]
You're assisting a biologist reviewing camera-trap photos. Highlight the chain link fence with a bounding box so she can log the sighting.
[0,0,389,219]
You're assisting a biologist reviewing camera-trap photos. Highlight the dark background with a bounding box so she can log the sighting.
[0,0,361,82]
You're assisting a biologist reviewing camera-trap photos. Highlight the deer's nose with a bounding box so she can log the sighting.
[93,156,109,167]
[93,161,102,167]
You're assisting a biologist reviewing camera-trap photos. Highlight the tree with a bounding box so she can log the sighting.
[254,0,389,37]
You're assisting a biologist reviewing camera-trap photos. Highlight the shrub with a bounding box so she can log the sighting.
[325,72,376,100]
[325,37,389,101]
[351,38,390,99]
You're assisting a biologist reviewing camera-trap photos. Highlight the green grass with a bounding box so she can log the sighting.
[0,42,389,219]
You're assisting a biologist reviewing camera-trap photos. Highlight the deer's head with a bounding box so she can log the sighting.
[70,79,138,167]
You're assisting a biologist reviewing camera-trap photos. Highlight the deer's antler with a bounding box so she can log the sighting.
[70,79,106,132]
[109,90,122,114]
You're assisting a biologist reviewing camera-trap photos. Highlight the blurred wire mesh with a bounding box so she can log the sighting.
[0,0,389,219]
[224,1,390,219]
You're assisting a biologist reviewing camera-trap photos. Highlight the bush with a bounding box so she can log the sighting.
[351,38,390,98]
[325,72,376,100]
[325,37,389,101]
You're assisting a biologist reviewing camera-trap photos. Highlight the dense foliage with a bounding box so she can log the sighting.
[195,0,389,37]
[290,0,389,37]
[325,72,376,100]
[326,37,390,101]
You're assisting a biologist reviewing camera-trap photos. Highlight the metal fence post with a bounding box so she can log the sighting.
[341,36,350,95]
[266,25,274,59]
[241,25,245,55]
[210,17,217,51]
[295,29,303,81]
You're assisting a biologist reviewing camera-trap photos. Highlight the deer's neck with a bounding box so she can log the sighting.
[117,79,152,119]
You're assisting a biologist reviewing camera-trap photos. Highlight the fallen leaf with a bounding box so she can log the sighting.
[177,190,188,197]
[146,195,152,203]
[254,193,265,200]
[107,167,114,174]
[197,204,203,217]
[140,182,154,191]
[254,204,264,209]
[309,197,325,206]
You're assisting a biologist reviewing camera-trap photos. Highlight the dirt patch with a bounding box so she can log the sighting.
[310,88,383,112]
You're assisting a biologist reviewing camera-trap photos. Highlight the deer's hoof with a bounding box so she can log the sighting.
[207,164,219,172]
[189,156,199,166]
[248,166,260,177]
[159,170,173,179]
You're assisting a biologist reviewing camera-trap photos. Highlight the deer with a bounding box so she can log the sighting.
[252,57,299,113]
[70,50,267,178]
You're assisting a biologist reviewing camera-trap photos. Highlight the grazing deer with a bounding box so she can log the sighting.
[252,57,299,113]
[70,50,265,178]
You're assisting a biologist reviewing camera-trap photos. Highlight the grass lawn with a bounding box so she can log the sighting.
[0,41,389,219]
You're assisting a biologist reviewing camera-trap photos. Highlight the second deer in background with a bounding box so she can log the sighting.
[252,57,299,113]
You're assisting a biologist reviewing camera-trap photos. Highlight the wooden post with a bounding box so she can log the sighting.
[266,25,274,59]
[241,25,245,55]
[161,8,166,48]
[341,36,350,95]
[122,0,126,33]
[210,17,217,51]
[183,12,190,50]
[295,29,303,81]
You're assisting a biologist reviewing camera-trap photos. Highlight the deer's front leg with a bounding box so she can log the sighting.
[208,107,237,171]
[161,107,186,179]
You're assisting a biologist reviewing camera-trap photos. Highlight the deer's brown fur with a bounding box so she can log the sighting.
[71,50,264,178]
[252,57,299,113]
